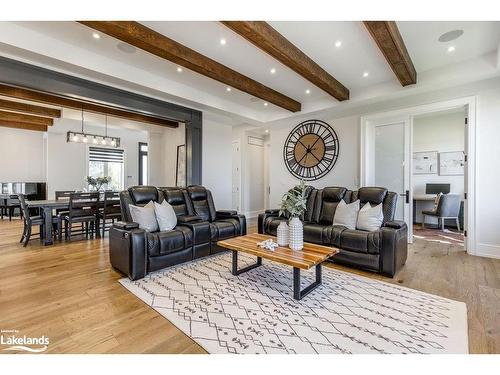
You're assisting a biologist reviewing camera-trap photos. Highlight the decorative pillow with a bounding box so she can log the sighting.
[332,199,360,230]
[154,200,177,231]
[433,192,443,212]
[356,202,384,232]
[128,201,159,232]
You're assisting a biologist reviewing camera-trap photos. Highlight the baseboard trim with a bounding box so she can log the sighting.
[474,243,500,259]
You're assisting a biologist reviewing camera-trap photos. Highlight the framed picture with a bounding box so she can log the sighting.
[439,151,465,176]
[413,151,438,174]
[175,144,186,187]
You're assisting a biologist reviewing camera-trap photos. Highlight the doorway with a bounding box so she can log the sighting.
[361,97,476,253]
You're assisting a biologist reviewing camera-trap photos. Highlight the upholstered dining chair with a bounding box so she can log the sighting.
[422,194,462,231]
[3,195,22,221]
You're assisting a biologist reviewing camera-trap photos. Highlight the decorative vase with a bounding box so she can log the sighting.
[288,217,303,251]
[277,221,289,246]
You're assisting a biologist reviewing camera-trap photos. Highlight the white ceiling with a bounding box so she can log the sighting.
[0,21,499,125]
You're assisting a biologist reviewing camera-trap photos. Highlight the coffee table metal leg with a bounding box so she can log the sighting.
[293,264,322,300]
[232,250,262,276]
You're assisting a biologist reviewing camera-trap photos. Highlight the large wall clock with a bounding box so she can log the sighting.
[283,119,339,181]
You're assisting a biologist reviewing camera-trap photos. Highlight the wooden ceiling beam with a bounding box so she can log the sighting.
[0,98,61,118]
[78,21,301,112]
[0,120,48,132]
[0,110,53,126]
[221,21,350,101]
[363,21,417,86]
[0,83,178,128]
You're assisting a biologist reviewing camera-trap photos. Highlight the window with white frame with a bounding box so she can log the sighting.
[88,147,124,191]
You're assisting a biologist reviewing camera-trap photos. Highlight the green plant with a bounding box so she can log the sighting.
[86,176,112,191]
[279,180,308,218]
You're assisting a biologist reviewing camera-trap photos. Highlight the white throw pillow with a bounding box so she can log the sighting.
[356,202,384,232]
[129,201,159,232]
[154,200,177,231]
[332,199,360,230]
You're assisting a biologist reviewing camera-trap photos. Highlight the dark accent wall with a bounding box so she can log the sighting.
[0,56,203,185]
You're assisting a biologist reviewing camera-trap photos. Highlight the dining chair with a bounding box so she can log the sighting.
[61,192,100,241]
[3,195,22,221]
[18,194,57,247]
[99,191,121,237]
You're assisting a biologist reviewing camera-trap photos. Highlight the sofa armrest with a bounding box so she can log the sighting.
[109,225,147,280]
[265,208,280,215]
[216,211,246,236]
[258,210,283,234]
[178,215,202,223]
[383,220,406,229]
[380,223,408,277]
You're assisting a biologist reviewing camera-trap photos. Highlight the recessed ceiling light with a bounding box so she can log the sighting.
[270,68,276,74]
[335,40,342,48]
[447,46,456,53]
[220,38,227,45]
[263,102,268,107]
[305,89,311,94]
[92,32,100,40]
[265,129,269,133]
[226,87,231,92]
[363,72,369,77]
[438,29,464,43]
[177,67,183,73]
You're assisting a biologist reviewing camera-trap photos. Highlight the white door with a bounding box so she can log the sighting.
[231,141,241,212]
[373,121,412,242]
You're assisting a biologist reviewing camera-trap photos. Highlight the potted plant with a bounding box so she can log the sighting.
[279,180,308,250]
[86,176,112,192]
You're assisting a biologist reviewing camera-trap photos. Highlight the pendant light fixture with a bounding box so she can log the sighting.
[67,109,120,148]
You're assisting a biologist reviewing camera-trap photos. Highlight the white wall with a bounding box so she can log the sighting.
[202,118,233,210]
[269,115,360,207]
[0,127,46,182]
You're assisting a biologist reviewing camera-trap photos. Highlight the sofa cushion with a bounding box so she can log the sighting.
[303,223,329,245]
[340,229,381,254]
[314,187,347,224]
[357,187,388,205]
[129,186,160,205]
[210,220,238,241]
[146,226,193,257]
[323,225,348,247]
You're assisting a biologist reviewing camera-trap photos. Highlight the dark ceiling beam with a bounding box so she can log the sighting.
[0,110,53,126]
[78,21,301,112]
[221,21,350,101]
[363,21,417,86]
[0,83,178,128]
[0,120,48,132]
[0,98,61,118]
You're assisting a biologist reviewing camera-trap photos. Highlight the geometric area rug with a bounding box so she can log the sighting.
[119,253,468,354]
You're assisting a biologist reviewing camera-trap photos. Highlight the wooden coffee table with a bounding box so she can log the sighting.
[218,233,339,300]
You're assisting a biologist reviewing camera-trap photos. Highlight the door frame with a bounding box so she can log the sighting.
[231,139,242,212]
[360,96,477,253]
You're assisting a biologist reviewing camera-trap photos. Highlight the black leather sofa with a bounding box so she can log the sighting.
[258,186,407,277]
[109,185,246,280]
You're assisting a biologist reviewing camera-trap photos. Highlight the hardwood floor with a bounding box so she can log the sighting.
[0,218,499,354]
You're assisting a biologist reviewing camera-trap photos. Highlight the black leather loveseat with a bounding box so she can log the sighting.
[258,186,407,277]
[109,185,246,280]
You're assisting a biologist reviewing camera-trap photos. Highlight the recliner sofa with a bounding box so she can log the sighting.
[258,186,407,277]
[109,185,246,280]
